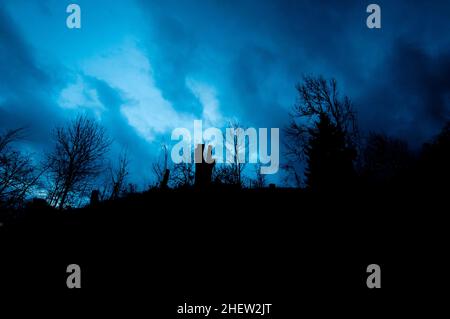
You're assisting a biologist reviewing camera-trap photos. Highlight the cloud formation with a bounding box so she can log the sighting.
[0,5,65,146]
[1,0,450,186]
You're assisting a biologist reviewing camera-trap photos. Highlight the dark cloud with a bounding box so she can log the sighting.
[84,76,157,184]
[137,0,373,124]
[0,7,47,94]
[0,5,65,146]
[357,40,450,145]
[137,0,450,149]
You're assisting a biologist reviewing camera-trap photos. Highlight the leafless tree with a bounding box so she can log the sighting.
[285,75,359,161]
[107,151,129,200]
[212,164,235,185]
[152,143,171,188]
[47,116,111,209]
[0,128,42,208]
[280,162,302,188]
[252,163,267,189]
[224,119,249,187]
[171,150,194,188]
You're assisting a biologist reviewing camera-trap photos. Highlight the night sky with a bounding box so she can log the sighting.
[1,0,449,187]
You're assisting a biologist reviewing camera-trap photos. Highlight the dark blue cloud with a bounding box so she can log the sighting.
[0,5,65,146]
[137,0,450,147]
[357,39,450,144]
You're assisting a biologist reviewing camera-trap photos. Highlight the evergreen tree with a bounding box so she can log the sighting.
[304,114,356,191]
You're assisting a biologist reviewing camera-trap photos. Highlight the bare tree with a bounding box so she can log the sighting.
[152,143,171,188]
[252,163,267,189]
[108,151,129,200]
[47,116,111,209]
[224,119,248,187]
[212,164,235,185]
[171,149,194,188]
[0,128,42,208]
[280,162,302,188]
[285,75,359,160]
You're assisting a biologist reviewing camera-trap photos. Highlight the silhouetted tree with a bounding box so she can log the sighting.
[280,162,302,188]
[305,113,356,190]
[362,133,413,187]
[0,128,42,208]
[229,120,246,185]
[212,164,236,185]
[221,119,249,187]
[108,152,129,200]
[252,163,266,189]
[285,75,358,190]
[152,143,171,188]
[419,121,450,189]
[171,150,194,188]
[47,116,111,209]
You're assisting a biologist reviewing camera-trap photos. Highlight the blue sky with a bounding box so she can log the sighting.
[1,0,450,187]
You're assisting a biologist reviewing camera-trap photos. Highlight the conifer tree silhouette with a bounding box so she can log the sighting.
[304,113,355,191]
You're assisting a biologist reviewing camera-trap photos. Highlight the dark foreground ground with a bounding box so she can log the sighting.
[0,188,447,316]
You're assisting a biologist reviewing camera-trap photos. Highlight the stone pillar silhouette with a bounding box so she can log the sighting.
[90,189,100,206]
[194,144,215,188]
